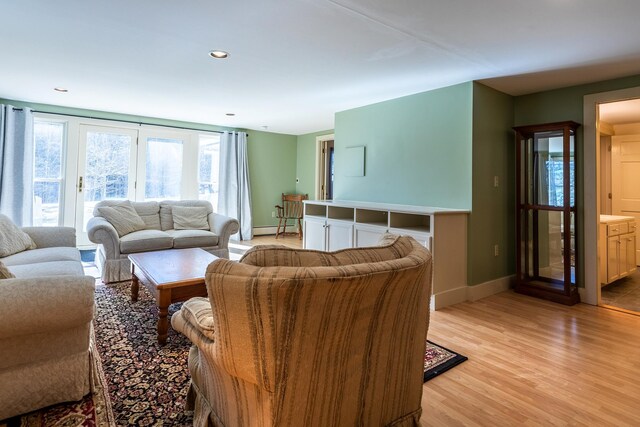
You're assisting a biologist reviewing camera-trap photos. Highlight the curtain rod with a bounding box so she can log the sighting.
[10,107,245,136]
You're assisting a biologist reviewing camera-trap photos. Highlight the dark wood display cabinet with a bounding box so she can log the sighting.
[514,121,580,305]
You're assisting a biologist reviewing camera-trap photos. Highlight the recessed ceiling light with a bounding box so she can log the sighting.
[209,50,229,59]
[225,113,235,116]
[54,87,68,92]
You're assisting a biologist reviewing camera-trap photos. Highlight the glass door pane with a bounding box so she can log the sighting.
[141,135,184,201]
[76,125,138,246]
[198,134,220,210]
[33,120,65,226]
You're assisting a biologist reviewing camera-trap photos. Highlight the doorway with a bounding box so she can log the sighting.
[584,87,640,312]
[596,99,640,314]
[315,134,335,200]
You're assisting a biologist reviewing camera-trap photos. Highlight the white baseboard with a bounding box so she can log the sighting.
[432,275,514,310]
[252,226,278,236]
[432,286,468,310]
[467,275,514,302]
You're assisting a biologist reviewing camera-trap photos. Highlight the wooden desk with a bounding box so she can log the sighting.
[128,248,217,345]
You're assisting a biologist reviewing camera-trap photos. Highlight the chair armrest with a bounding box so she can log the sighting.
[208,213,239,248]
[274,205,284,216]
[171,297,216,346]
[87,216,121,259]
[22,226,76,248]
[0,275,95,339]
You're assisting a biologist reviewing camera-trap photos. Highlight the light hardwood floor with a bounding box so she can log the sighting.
[244,236,640,426]
[421,292,640,426]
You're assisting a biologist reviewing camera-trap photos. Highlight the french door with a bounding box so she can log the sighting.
[75,125,138,246]
[74,125,196,246]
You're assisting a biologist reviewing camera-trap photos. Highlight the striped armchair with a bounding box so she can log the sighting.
[172,234,433,427]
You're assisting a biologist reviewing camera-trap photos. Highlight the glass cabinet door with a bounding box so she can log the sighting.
[515,122,579,305]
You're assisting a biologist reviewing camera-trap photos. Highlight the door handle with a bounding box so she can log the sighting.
[78,176,83,192]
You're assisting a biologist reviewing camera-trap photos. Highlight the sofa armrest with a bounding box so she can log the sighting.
[208,213,239,248]
[87,216,121,259]
[22,226,76,248]
[0,275,95,339]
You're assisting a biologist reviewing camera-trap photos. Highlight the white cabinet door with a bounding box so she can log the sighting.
[624,234,637,275]
[607,236,620,283]
[388,228,432,249]
[354,224,387,248]
[326,220,353,251]
[304,218,327,251]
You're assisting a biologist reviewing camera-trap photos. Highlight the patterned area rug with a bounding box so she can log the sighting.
[93,281,193,426]
[0,336,115,427]
[423,340,468,382]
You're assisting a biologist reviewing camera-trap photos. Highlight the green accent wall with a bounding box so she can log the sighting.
[0,98,297,229]
[514,73,640,287]
[246,129,298,227]
[469,82,514,285]
[333,82,473,208]
[295,129,334,198]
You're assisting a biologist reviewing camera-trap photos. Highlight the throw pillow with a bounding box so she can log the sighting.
[0,260,15,279]
[172,206,210,230]
[96,200,147,237]
[0,214,36,257]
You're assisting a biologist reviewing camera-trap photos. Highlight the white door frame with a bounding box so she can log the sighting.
[583,86,640,305]
[315,133,335,200]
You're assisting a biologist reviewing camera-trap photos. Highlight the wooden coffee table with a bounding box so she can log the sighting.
[128,248,218,345]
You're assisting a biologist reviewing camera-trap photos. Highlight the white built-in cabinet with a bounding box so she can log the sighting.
[599,215,637,286]
[303,200,468,308]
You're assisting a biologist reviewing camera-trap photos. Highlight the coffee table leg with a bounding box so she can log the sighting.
[131,268,139,302]
[157,291,170,345]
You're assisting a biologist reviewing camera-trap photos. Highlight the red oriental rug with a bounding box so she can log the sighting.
[423,340,468,382]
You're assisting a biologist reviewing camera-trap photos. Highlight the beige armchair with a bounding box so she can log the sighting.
[172,235,432,426]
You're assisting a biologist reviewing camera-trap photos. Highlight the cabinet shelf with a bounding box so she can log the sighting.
[305,204,327,217]
[328,206,354,221]
[389,212,430,233]
[355,209,388,226]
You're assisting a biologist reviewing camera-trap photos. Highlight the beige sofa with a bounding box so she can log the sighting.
[172,234,433,426]
[0,226,95,420]
[87,199,239,284]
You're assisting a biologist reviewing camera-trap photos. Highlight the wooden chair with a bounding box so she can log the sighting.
[275,193,308,239]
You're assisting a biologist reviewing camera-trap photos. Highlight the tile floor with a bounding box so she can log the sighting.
[601,269,640,313]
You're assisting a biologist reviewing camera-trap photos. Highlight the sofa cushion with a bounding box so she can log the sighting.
[1,247,81,267]
[9,260,85,278]
[132,201,161,230]
[0,214,36,257]
[0,261,15,279]
[97,200,146,237]
[159,201,213,231]
[119,229,174,254]
[165,229,219,249]
[172,206,210,230]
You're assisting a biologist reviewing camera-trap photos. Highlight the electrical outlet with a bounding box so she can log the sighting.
[493,176,499,188]
[272,211,276,218]
[494,244,499,257]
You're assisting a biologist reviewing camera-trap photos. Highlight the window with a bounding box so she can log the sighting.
[33,120,65,225]
[145,137,183,201]
[198,134,220,211]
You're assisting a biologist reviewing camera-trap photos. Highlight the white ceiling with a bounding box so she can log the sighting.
[599,99,640,125]
[3,0,640,135]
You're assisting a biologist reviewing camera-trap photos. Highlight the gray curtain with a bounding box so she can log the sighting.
[0,105,34,226]
[218,131,253,240]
